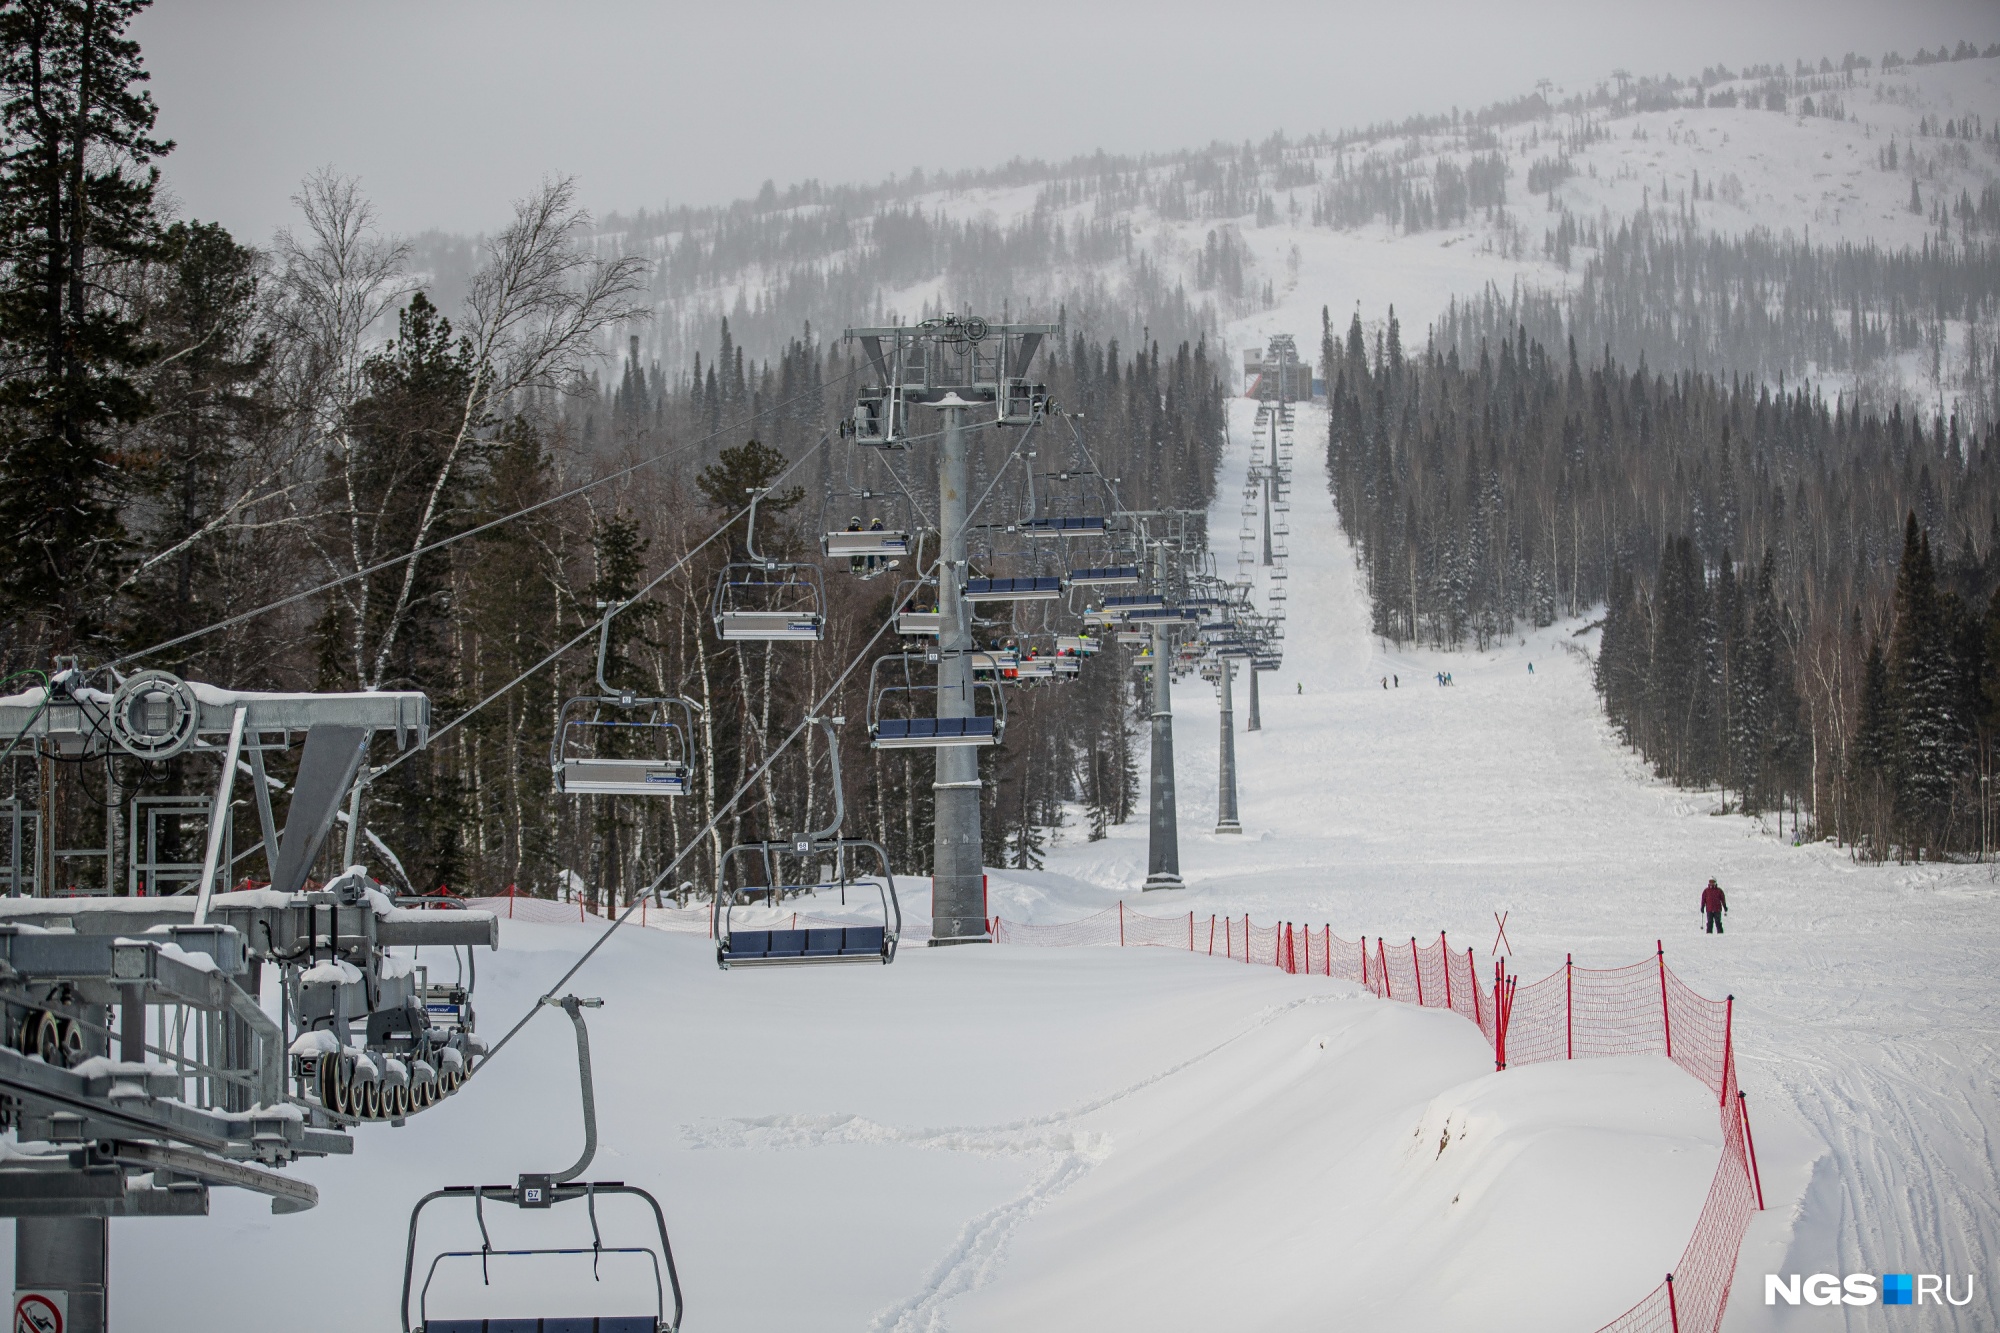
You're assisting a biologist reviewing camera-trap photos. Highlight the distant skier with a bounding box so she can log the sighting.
[1296,682,1301,694]
[1701,879,1727,934]
[1382,676,1388,689]
[1527,662,1534,674]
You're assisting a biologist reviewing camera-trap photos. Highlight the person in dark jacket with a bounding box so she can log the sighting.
[1701,879,1727,934]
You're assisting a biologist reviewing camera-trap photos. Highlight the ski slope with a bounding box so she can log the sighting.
[56,384,1989,1330]
[1024,388,2000,1331]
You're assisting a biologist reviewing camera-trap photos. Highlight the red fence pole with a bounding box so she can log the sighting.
[1666,1274,1681,1333]
[1565,953,1574,1059]
[1722,994,1735,1107]
[1359,936,1368,987]
[1119,900,1125,947]
[1739,1091,1766,1209]
[1657,939,1674,1058]
[1285,924,1294,973]
[1468,948,1481,1029]
[1324,925,1332,976]
[1411,938,1424,1005]
[1378,939,1391,998]
[1208,915,1216,955]
[1440,932,1452,1010]
[1189,910,1195,951]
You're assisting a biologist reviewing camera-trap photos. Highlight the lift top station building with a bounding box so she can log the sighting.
[0,668,497,1333]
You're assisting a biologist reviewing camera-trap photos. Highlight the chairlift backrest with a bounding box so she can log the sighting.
[964,576,1061,602]
[866,652,1007,749]
[713,489,828,642]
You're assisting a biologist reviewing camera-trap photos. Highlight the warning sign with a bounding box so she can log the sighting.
[12,1290,64,1333]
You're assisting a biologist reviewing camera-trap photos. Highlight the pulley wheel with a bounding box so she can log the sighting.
[108,670,201,760]
[31,1011,63,1066]
[56,1018,83,1067]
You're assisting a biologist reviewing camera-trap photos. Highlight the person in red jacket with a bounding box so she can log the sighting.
[1701,879,1727,934]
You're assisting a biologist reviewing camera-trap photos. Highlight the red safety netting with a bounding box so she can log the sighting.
[974,904,1758,1333]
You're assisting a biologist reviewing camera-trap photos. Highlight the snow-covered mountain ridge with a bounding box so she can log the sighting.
[402,46,2000,422]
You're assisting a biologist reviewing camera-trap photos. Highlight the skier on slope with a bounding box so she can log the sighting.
[1700,878,1728,934]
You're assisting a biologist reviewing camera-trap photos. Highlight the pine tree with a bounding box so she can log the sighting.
[0,0,172,648]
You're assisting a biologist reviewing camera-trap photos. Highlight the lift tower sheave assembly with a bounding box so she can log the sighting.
[0,670,498,1333]
[843,317,1055,945]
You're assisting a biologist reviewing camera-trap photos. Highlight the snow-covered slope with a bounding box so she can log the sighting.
[1024,391,2000,1331]
[54,386,1992,1332]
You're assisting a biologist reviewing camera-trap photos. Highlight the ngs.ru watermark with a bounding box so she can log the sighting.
[1767,1273,1976,1307]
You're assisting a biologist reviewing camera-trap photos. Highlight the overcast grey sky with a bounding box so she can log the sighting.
[135,0,2000,242]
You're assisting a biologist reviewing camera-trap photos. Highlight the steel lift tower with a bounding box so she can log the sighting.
[842,316,1056,944]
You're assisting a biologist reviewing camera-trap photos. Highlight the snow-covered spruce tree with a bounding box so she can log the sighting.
[0,0,170,652]
[1887,515,1970,854]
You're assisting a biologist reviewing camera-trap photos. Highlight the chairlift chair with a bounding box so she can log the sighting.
[971,649,1020,681]
[712,720,902,967]
[402,996,682,1333]
[713,490,827,642]
[822,526,910,561]
[866,653,1007,749]
[552,615,700,797]
[1056,634,1098,657]
[1013,655,1057,681]
[823,477,917,579]
[1115,631,1149,646]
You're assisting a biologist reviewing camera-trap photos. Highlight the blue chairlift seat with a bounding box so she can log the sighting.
[871,716,998,748]
[1121,606,1194,625]
[1066,566,1140,587]
[422,1312,656,1320]
[964,576,1061,601]
[1019,516,1106,538]
[720,924,889,967]
[1100,593,1166,614]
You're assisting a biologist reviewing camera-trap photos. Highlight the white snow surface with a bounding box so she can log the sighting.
[27,389,1984,1329]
